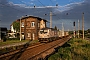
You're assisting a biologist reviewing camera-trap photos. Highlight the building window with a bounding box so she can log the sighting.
[38,23,40,27]
[27,33,30,37]
[31,22,35,27]
[21,22,24,27]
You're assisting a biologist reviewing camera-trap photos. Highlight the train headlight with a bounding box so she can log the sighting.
[47,35,49,36]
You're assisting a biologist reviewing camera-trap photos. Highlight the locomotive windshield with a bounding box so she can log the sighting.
[40,30,44,34]
[44,30,48,33]
[40,29,48,34]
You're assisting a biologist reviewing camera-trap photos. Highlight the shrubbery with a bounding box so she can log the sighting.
[85,34,90,38]
[48,38,90,60]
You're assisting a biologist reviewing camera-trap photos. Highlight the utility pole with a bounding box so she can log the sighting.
[62,22,64,36]
[82,13,84,40]
[24,18,26,40]
[0,20,1,40]
[20,17,21,41]
[20,15,27,41]
[68,29,69,35]
[78,20,80,38]
[73,21,75,38]
[50,11,52,28]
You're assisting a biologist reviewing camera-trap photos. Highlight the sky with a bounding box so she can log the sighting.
[0,0,90,30]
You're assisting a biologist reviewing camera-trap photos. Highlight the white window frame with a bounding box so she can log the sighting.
[31,22,35,27]
[21,22,24,27]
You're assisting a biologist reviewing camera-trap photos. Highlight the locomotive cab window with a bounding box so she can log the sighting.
[44,30,48,33]
[40,30,44,34]
[39,29,48,34]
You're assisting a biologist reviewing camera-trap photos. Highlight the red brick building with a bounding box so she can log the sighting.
[21,16,47,40]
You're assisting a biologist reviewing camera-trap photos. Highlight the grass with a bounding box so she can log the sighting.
[48,38,90,60]
[0,39,39,55]
[0,39,39,47]
[0,40,29,46]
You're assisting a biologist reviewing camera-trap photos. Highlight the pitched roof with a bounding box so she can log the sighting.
[10,16,48,26]
[21,16,48,22]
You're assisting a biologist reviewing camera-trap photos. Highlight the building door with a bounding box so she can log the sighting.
[22,33,24,39]
[32,33,35,40]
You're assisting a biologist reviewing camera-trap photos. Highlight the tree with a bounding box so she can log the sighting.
[7,30,11,33]
[13,21,20,32]
[54,26,57,30]
[79,30,83,34]
[69,31,73,35]
[87,29,90,33]
[13,21,20,38]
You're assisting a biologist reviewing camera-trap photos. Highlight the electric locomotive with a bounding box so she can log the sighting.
[38,27,59,42]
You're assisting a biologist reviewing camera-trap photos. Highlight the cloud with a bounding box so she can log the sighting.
[54,1,84,12]
[85,0,90,3]
[0,0,54,28]
[0,0,90,30]
[0,0,8,4]
[53,0,90,29]
[31,0,35,1]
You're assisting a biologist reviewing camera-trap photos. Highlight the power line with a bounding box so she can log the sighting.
[0,2,26,14]
[37,0,46,7]
[49,0,58,6]
[17,0,47,17]
[49,0,54,5]
[37,0,63,28]
[37,0,61,20]
[0,0,62,20]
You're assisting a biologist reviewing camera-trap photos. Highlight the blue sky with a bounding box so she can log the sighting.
[8,0,84,6]
[0,0,90,30]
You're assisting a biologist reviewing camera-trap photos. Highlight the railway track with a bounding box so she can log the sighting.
[0,36,71,60]
[0,42,45,59]
[28,37,70,60]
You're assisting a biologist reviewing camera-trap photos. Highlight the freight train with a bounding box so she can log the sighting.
[38,27,69,43]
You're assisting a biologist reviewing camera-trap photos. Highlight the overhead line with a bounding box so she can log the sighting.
[0,3,27,14]
[49,0,54,5]
[37,0,61,20]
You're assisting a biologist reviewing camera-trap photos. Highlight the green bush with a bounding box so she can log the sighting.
[2,37,7,42]
[48,38,90,60]
[86,34,90,38]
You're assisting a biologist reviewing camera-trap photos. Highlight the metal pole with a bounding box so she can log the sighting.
[62,22,64,36]
[82,13,84,40]
[0,20,1,40]
[74,27,75,38]
[78,20,80,38]
[24,18,26,40]
[73,21,75,38]
[20,17,21,41]
[50,11,52,28]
